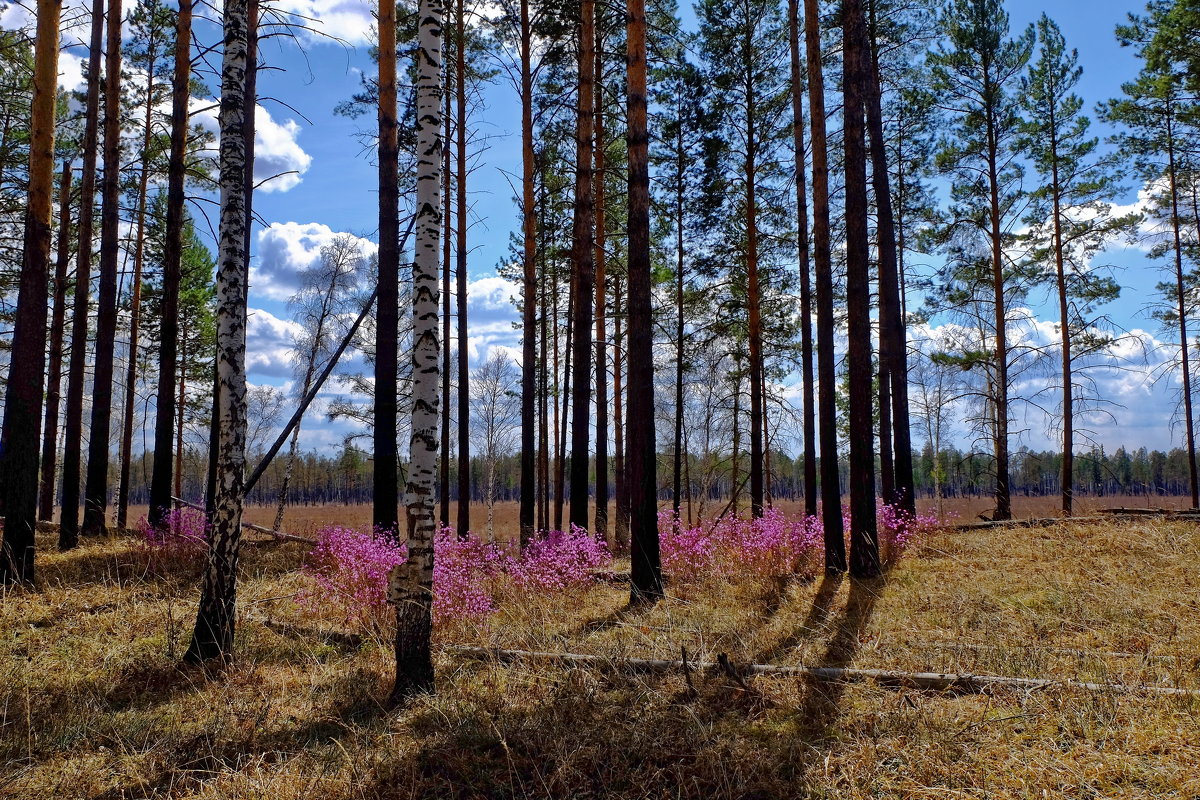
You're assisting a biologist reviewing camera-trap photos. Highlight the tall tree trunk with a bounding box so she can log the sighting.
[613,274,629,550]
[569,0,596,532]
[865,1,912,514]
[439,72,451,528]
[744,20,764,520]
[626,0,662,601]
[392,0,444,702]
[118,50,160,529]
[842,0,879,578]
[1166,104,1198,509]
[174,339,186,501]
[537,233,550,533]
[1048,120,1072,515]
[985,90,1011,522]
[183,0,251,662]
[787,0,817,518]
[0,0,60,583]
[593,32,609,543]
[804,0,845,571]
[38,161,73,522]
[81,0,125,538]
[149,0,193,528]
[518,0,536,546]
[374,0,401,536]
[672,120,685,520]
[59,0,104,549]
[554,274,573,531]
[454,0,470,537]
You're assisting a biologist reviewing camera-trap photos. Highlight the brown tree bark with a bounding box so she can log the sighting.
[60,0,104,548]
[0,0,60,583]
[440,56,452,529]
[787,0,817,518]
[843,0,879,578]
[804,0,845,571]
[1166,103,1198,509]
[613,274,629,550]
[455,0,470,537]
[518,0,537,546]
[38,161,73,522]
[149,0,193,528]
[626,0,662,601]
[743,16,765,519]
[81,0,126,538]
[593,31,609,544]
[569,0,596,533]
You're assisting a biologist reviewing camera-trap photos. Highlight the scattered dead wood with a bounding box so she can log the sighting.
[170,496,317,545]
[920,640,1193,665]
[449,645,1200,697]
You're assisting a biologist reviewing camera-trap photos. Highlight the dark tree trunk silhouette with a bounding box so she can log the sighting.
[626,0,662,601]
[440,71,451,528]
[569,0,596,532]
[455,0,470,537]
[804,0,845,571]
[554,274,573,532]
[39,161,73,522]
[744,19,765,519]
[59,0,104,550]
[518,0,536,545]
[81,0,125,537]
[593,33,609,543]
[0,0,60,583]
[613,274,629,550]
[148,0,192,528]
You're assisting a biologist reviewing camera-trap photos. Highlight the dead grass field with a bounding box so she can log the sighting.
[2,517,1199,798]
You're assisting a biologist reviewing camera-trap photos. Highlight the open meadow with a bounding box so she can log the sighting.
[2,512,1198,798]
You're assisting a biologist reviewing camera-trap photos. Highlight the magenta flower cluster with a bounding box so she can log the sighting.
[296,523,613,626]
[659,502,940,581]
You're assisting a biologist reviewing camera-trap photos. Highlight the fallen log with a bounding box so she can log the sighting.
[449,645,1200,697]
[170,496,318,545]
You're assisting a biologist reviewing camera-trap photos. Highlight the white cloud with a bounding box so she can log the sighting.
[269,0,375,46]
[252,221,377,303]
[190,98,313,194]
[246,307,303,379]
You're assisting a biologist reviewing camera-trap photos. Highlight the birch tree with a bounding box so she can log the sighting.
[391,0,444,701]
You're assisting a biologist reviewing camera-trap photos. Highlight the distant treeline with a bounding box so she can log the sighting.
[110,443,1190,513]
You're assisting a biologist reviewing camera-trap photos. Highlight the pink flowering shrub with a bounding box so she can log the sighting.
[297,524,612,627]
[135,508,208,573]
[659,508,823,582]
[297,525,406,627]
[510,526,613,592]
[877,501,940,561]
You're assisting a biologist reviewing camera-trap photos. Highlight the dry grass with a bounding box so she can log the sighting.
[3,518,1199,798]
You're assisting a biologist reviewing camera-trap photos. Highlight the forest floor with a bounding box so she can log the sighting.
[2,516,1199,798]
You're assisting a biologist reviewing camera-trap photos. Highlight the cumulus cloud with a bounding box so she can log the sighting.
[246,307,303,379]
[252,221,377,303]
[190,99,313,194]
[269,0,375,46]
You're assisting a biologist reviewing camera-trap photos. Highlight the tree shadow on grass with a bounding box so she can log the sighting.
[751,572,844,666]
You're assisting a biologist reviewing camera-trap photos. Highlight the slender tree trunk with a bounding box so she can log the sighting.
[1048,129,1072,515]
[374,0,401,536]
[554,274,573,531]
[843,0,878,578]
[175,341,186,501]
[626,0,662,600]
[865,0,913,515]
[593,33,609,543]
[788,0,817,518]
[38,161,73,522]
[1166,106,1198,509]
[454,0,470,537]
[569,0,596,532]
[118,53,160,529]
[273,362,316,531]
[672,124,685,520]
[81,0,125,538]
[439,72,451,529]
[392,0,444,702]
[149,0,193,528]
[732,364,741,516]
[0,0,60,583]
[985,96,1011,522]
[743,20,765,520]
[538,240,550,533]
[613,275,629,549]
[183,0,251,662]
[518,0,536,546]
[59,0,104,549]
[804,0,845,571]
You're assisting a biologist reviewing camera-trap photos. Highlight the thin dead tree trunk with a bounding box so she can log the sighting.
[81,0,125,537]
[59,0,104,549]
[804,0,845,571]
[569,0,596,532]
[0,0,60,583]
[149,0,193,528]
[626,0,662,600]
[391,0,445,702]
[183,0,251,663]
[118,46,161,529]
[39,161,73,522]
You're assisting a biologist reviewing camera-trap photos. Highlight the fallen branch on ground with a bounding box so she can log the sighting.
[449,645,1200,697]
[170,496,318,545]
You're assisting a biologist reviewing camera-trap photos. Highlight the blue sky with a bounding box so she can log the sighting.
[6,0,1187,455]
